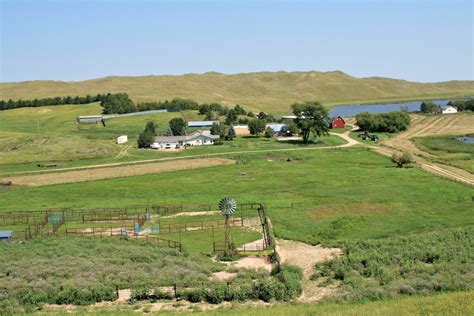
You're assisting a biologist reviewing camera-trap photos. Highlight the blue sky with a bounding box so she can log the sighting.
[1,0,472,83]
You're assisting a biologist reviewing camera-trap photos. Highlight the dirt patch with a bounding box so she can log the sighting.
[230,256,272,272]
[276,239,342,302]
[309,203,390,219]
[3,158,234,186]
[210,271,237,281]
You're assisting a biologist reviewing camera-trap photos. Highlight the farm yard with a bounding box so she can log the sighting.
[0,101,473,314]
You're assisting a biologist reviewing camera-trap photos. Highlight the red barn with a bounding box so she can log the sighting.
[331,116,345,129]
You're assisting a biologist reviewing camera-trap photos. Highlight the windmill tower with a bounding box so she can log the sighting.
[218,197,237,252]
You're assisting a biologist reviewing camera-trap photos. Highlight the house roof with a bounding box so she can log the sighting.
[332,116,346,123]
[188,121,219,127]
[154,130,219,143]
[266,124,287,132]
[0,231,12,238]
[440,105,456,110]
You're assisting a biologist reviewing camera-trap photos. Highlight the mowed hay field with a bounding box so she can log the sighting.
[1,158,235,186]
[0,148,472,245]
[2,71,474,113]
[381,113,474,174]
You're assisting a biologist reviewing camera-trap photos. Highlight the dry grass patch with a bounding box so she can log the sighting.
[2,158,234,186]
[309,203,390,219]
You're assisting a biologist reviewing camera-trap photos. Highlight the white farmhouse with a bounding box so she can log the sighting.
[151,130,220,149]
[440,106,458,114]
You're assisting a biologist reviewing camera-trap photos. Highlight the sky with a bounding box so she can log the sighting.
[0,0,473,83]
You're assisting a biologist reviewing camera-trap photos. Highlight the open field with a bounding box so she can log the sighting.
[2,71,473,113]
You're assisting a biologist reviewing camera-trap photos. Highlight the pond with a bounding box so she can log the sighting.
[457,136,474,144]
[329,100,450,117]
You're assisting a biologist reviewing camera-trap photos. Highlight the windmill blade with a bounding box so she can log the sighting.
[219,197,237,215]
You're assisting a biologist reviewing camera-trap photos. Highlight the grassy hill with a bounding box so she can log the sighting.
[1,71,473,113]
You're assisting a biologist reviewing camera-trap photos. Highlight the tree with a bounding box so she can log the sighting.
[211,122,228,138]
[355,111,410,133]
[144,121,156,134]
[226,125,236,140]
[137,131,155,148]
[420,101,438,114]
[225,109,238,125]
[165,128,173,136]
[288,121,299,135]
[234,104,246,115]
[391,151,414,168]
[137,121,157,148]
[291,101,330,142]
[101,93,136,114]
[169,118,187,136]
[264,127,275,140]
[248,119,266,136]
[257,112,268,120]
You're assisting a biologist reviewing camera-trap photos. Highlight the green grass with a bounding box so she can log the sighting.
[1,71,473,113]
[413,135,474,173]
[159,227,261,257]
[1,148,472,246]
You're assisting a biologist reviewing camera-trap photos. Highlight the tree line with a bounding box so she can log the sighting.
[0,94,106,111]
[355,111,410,133]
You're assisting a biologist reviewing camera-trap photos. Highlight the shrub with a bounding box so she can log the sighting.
[183,287,206,303]
[391,151,414,168]
[205,285,226,304]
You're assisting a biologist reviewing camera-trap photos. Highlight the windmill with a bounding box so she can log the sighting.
[218,197,237,252]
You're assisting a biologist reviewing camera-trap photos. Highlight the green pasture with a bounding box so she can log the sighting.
[413,134,474,173]
[1,147,472,246]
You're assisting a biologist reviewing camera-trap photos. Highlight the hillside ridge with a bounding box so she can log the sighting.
[1,70,473,113]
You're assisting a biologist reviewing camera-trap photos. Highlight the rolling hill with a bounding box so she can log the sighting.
[1,71,473,113]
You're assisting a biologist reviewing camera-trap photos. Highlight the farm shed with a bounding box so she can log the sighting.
[188,121,219,128]
[76,115,104,124]
[234,125,250,136]
[116,135,128,144]
[330,116,346,129]
[0,231,12,241]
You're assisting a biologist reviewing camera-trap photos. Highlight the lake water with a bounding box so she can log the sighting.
[329,99,450,117]
[457,136,474,144]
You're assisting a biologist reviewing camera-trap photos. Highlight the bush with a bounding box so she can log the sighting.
[391,151,414,168]
[183,287,206,303]
[205,285,226,304]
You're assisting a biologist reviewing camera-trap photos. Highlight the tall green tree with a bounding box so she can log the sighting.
[225,109,238,125]
[137,121,157,148]
[291,101,330,142]
[226,125,236,140]
[264,126,275,140]
[248,119,266,136]
[169,118,187,136]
